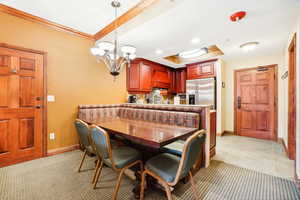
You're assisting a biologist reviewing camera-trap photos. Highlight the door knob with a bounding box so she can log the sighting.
[35,105,42,109]
[11,69,17,74]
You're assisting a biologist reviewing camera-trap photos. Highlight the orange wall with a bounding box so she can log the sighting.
[0,12,127,150]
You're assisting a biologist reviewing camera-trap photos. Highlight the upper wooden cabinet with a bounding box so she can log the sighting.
[127,60,152,93]
[187,59,216,80]
[175,68,187,93]
[152,64,171,89]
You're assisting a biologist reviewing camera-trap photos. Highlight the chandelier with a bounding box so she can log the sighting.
[90,0,136,77]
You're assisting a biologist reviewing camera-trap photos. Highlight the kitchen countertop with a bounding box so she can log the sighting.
[125,103,214,108]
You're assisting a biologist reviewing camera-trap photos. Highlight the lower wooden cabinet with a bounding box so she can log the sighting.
[210,111,217,157]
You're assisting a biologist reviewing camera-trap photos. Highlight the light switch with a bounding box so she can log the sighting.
[47,95,55,102]
[49,133,55,140]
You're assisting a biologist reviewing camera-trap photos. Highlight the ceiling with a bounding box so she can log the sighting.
[100,0,300,67]
[0,0,141,34]
[1,0,300,68]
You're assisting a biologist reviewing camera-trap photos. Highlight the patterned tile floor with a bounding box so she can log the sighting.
[214,134,295,179]
[0,148,299,200]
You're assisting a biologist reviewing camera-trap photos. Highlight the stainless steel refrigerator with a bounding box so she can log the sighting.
[186,78,216,108]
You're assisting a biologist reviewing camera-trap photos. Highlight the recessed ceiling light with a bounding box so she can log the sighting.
[191,38,201,44]
[240,42,259,52]
[155,49,163,54]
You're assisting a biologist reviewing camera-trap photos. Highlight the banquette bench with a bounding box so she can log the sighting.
[77,103,211,169]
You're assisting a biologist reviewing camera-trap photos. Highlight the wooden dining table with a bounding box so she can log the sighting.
[83,117,202,198]
[83,117,198,149]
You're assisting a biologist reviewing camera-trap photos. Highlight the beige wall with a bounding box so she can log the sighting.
[223,53,285,138]
[0,12,127,150]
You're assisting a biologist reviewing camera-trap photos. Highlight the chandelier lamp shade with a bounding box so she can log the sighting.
[90,0,137,77]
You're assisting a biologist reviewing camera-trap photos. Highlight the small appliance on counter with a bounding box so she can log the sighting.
[128,95,137,103]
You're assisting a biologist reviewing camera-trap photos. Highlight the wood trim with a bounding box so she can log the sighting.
[288,33,297,160]
[277,138,288,157]
[0,4,94,40]
[186,58,218,67]
[94,0,161,40]
[0,43,46,55]
[217,130,234,136]
[43,53,48,157]
[234,64,278,141]
[47,144,80,157]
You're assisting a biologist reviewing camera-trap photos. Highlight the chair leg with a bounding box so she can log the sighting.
[93,160,104,189]
[78,149,87,172]
[163,184,173,200]
[112,168,126,200]
[140,171,147,200]
[189,171,198,200]
[92,159,100,183]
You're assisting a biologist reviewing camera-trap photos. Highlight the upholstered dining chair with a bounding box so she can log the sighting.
[140,130,206,200]
[74,119,95,172]
[90,125,143,200]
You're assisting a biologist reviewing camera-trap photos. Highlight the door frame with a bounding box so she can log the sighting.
[288,34,297,160]
[234,64,278,141]
[0,43,48,158]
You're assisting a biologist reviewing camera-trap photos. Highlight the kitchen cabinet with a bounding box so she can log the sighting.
[169,70,177,93]
[127,60,152,93]
[175,68,187,93]
[152,64,171,88]
[210,111,217,157]
[187,59,216,80]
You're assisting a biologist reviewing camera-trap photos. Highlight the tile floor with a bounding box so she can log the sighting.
[214,134,295,180]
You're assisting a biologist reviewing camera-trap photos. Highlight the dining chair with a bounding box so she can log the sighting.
[140,130,206,200]
[90,125,143,200]
[74,119,95,171]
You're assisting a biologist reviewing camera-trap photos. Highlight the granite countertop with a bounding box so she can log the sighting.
[125,103,213,108]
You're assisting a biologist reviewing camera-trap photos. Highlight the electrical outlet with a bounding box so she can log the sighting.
[49,132,55,140]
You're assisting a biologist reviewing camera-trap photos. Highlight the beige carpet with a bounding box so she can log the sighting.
[0,150,299,200]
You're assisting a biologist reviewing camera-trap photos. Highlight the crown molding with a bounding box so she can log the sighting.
[0,4,95,41]
[94,0,160,40]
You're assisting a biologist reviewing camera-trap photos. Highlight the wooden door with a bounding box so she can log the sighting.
[0,46,44,167]
[235,65,277,140]
[288,34,296,160]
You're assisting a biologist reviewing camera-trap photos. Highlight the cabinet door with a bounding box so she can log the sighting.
[140,63,152,91]
[176,69,186,93]
[187,64,200,80]
[127,63,140,91]
[170,70,176,93]
[199,62,215,78]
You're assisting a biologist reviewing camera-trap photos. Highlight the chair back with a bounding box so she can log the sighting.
[90,125,112,160]
[176,130,206,181]
[74,119,91,149]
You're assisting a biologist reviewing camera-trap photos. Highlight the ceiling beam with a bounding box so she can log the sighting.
[94,0,161,41]
[0,4,95,40]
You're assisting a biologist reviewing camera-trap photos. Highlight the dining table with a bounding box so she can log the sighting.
[83,117,198,149]
[83,117,199,198]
